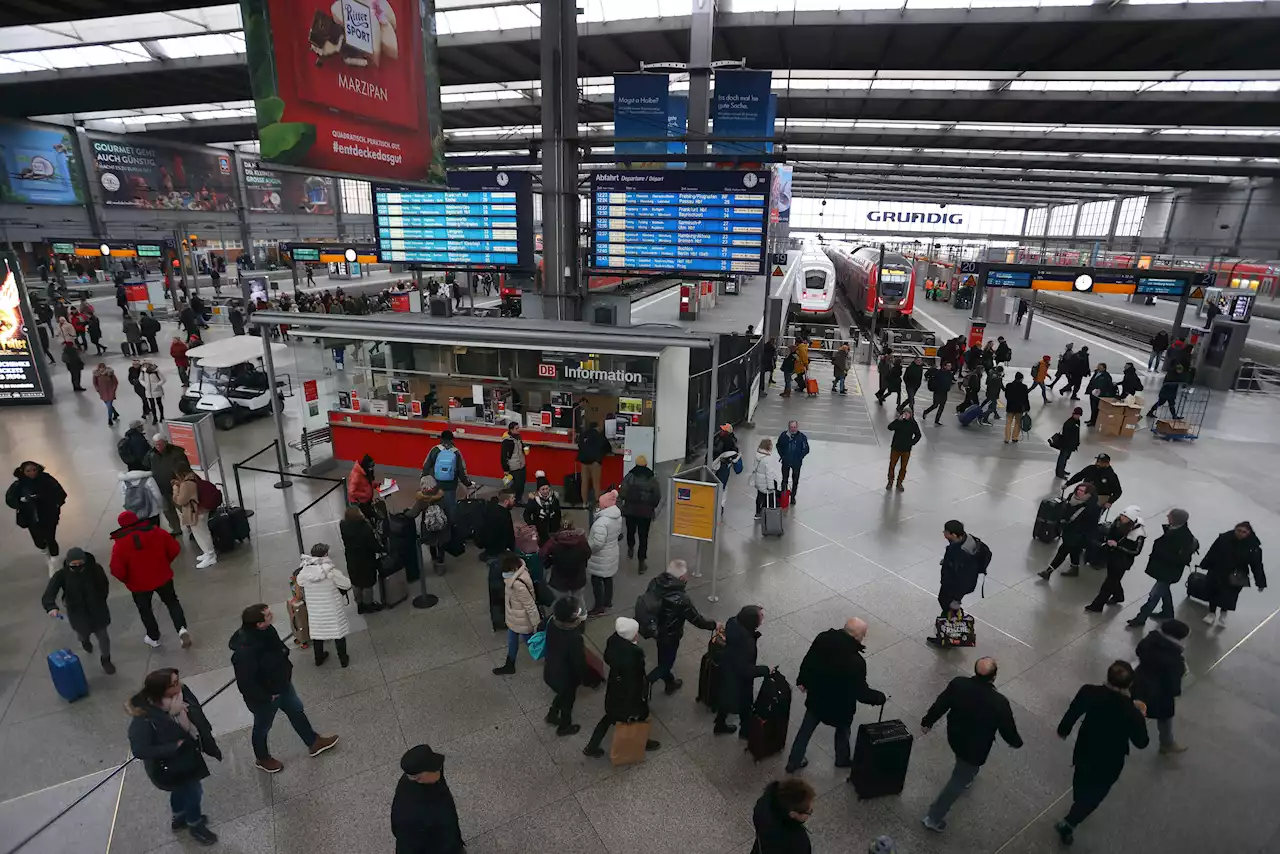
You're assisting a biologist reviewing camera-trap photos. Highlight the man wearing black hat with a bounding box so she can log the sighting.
[391,745,463,854]
[1065,453,1122,508]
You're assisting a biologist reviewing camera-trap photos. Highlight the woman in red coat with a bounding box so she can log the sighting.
[109,510,191,649]
[93,363,121,426]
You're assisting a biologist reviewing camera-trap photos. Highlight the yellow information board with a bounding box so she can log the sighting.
[671,478,718,542]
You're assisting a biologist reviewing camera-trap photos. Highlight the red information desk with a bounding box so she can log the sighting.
[328,411,624,486]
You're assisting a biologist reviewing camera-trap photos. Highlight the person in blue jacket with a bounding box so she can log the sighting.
[776,421,810,503]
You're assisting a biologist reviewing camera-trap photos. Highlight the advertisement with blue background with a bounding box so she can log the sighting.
[711,71,774,155]
[614,74,671,158]
[667,94,687,164]
[0,120,86,206]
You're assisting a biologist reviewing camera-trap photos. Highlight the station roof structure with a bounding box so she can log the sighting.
[2,0,1280,207]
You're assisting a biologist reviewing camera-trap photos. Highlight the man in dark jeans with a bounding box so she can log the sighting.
[776,421,810,502]
[230,604,339,774]
[640,560,718,694]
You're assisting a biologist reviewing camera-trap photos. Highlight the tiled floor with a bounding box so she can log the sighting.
[2,310,1280,854]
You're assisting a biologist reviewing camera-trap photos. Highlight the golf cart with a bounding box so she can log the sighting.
[178,337,293,430]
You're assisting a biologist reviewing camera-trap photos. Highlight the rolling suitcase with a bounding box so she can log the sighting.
[695,630,726,709]
[850,705,913,799]
[48,649,89,702]
[563,473,583,506]
[1033,498,1062,543]
[746,669,792,761]
[1186,569,1211,603]
[805,377,820,397]
[957,403,984,427]
[761,491,785,538]
[583,648,605,689]
[452,495,486,542]
[208,505,251,552]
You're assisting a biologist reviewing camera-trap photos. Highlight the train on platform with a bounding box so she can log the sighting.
[824,243,916,325]
[789,246,837,320]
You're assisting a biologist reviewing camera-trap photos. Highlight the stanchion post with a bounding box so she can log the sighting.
[707,478,721,602]
[259,334,293,489]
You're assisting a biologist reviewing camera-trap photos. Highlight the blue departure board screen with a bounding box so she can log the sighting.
[1136,277,1189,297]
[986,270,1033,289]
[589,170,771,275]
[372,171,535,270]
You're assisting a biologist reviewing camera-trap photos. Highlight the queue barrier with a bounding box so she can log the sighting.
[232,440,347,553]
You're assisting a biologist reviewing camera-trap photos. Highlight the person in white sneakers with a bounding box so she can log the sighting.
[6,461,67,576]
[109,510,192,649]
[171,460,217,568]
[1200,522,1267,629]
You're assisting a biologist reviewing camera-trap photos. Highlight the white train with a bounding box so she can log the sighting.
[790,246,837,320]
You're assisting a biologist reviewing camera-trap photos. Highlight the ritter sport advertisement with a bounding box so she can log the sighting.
[240,0,446,184]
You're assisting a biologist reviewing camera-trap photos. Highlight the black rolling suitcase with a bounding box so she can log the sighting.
[1186,568,1211,602]
[746,669,792,761]
[563,473,583,506]
[1033,498,1062,543]
[208,506,250,552]
[850,705,913,799]
[695,631,726,709]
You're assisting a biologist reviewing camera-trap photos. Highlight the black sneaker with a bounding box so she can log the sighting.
[627,545,635,559]
[81,638,93,654]
[188,823,219,846]
[545,710,561,725]
[645,739,661,751]
[556,723,581,737]
[172,816,187,832]
[1054,821,1074,846]
[664,678,683,696]
[583,745,605,758]
[784,758,809,773]
[1126,617,1146,628]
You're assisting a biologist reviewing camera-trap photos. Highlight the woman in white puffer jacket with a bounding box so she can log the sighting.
[586,489,623,617]
[294,544,353,667]
[748,438,782,518]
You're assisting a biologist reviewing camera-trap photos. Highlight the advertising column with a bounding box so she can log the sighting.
[0,255,55,405]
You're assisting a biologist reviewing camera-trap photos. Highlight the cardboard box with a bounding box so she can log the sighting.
[1156,419,1192,437]
[1098,398,1142,438]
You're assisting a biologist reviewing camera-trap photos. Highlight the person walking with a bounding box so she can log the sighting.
[1052,408,1083,479]
[87,311,108,355]
[1084,363,1116,427]
[229,304,245,336]
[978,366,1003,425]
[126,668,222,846]
[543,595,587,736]
[170,336,191,388]
[391,744,464,854]
[1128,509,1197,627]
[793,339,811,393]
[93,363,121,426]
[1016,298,1029,325]
[61,341,85,391]
[295,544,353,667]
[1031,355,1052,403]
[1119,362,1143,399]
[928,521,987,647]
[123,313,143,357]
[921,363,954,426]
[583,617,662,758]
[36,321,55,365]
[340,506,383,614]
[957,364,982,413]
[1053,661,1150,846]
[1147,365,1186,420]
[1148,330,1169,371]
[524,474,564,547]
[711,424,741,503]
[1085,506,1145,612]
[57,314,77,349]
[749,438,782,518]
[540,518,590,601]
[1061,346,1090,401]
[981,341,996,373]
[139,312,161,355]
[116,281,130,316]
[109,510,192,649]
[1048,343,1075,391]
[903,356,925,408]
[499,421,527,506]
[919,658,1023,832]
[785,618,886,773]
[994,336,1012,367]
[586,489,623,616]
[172,460,217,568]
[639,559,718,694]
[777,421,810,503]
[760,336,778,392]
[230,603,339,773]
[1002,372,1031,443]
[1200,522,1266,629]
[875,355,902,406]
[750,778,816,854]
[1129,618,1192,758]
[492,554,541,675]
[620,455,661,573]
[119,468,165,524]
[831,342,851,394]
[141,361,166,423]
[1065,453,1123,508]
[714,605,769,736]
[145,434,188,536]
[885,408,921,491]
[43,547,116,675]
[1039,483,1102,580]
[6,461,67,573]
[127,359,152,421]
[576,421,612,506]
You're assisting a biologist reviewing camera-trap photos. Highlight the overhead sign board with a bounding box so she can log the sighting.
[242,159,335,214]
[590,170,771,275]
[614,73,670,159]
[88,136,237,211]
[981,264,1192,297]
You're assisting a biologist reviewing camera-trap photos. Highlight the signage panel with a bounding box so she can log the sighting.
[987,270,1032,289]
[373,171,535,269]
[0,120,86,206]
[614,74,670,158]
[89,137,237,211]
[1135,277,1189,297]
[242,159,335,214]
[671,478,717,541]
[0,257,54,404]
[711,70,773,155]
[589,170,771,275]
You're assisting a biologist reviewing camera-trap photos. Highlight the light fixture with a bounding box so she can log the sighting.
[344,248,357,262]
[99,243,111,256]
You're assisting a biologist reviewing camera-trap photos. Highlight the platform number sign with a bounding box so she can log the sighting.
[538,364,557,378]
[959,261,978,275]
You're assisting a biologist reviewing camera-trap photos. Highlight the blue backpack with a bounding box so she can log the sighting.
[433,447,458,482]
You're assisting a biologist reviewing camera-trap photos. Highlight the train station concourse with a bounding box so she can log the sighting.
[3,0,1280,853]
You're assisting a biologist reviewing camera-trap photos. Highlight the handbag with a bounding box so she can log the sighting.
[1227,567,1250,588]
[732,456,744,475]
[527,621,548,660]
[1047,433,1062,450]
[149,722,204,787]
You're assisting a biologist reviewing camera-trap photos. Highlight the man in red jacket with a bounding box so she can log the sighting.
[110,510,192,649]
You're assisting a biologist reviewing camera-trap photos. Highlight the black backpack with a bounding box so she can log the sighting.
[634,584,662,639]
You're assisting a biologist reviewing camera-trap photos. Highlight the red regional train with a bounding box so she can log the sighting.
[824,243,917,325]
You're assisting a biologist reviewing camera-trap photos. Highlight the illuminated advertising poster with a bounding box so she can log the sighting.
[0,120,86,206]
[242,159,336,213]
[0,256,54,405]
[240,0,445,183]
[89,137,238,211]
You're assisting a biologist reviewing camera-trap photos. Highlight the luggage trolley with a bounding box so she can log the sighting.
[1150,385,1209,441]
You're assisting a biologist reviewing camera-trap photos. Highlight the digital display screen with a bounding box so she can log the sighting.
[987,270,1033,289]
[136,244,163,258]
[0,257,53,404]
[589,170,771,275]
[291,247,321,262]
[50,242,75,255]
[1230,294,1255,322]
[373,171,535,270]
[1135,277,1188,297]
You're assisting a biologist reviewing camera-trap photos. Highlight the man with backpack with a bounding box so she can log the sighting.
[928,520,990,648]
[921,363,955,426]
[117,420,152,472]
[118,470,165,524]
[635,560,719,695]
[422,431,472,517]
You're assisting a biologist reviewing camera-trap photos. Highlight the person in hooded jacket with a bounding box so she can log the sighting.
[543,595,587,736]
[1084,363,1116,427]
[928,522,985,648]
[1119,362,1143,399]
[391,744,463,854]
[921,363,954,426]
[980,341,996,373]
[61,341,85,391]
[146,435,188,536]
[339,505,382,614]
[715,605,770,736]
[1085,505,1146,612]
[1053,408,1083,479]
[7,461,67,571]
[619,454,661,574]
[583,617,661,758]
[962,343,983,377]
[139,312,161,355]
[903,356,925,408]
[786,618,886,772]
[957,364,982,413]
[347,454,376,510]
[118,419,152,471]
[1031,354,1052,403]
[831,342,850,395]
[779,346,798,398]
[93,363,121,425]
[43,547,115,674]
[540,517,590,600]
[126,668,222,846]
[640,559,718,694]
[1200,522,1266,629]
[110,510,191,649]
[1061,346,1090,400]
[492,553,541,675]
[749,438,783,517]
[1039,482,1102,580]
[523,474,563,546]
[123,313,143,357]
[119,469,165,523]
[995,336,1013,366]
[296,544,353,667]
[1128,509,1198,627]
[576,422,612,506]
[586,489,623,616]
[750,778,815,854]
[1131,618,1190,754]
[1002,372,1031,443]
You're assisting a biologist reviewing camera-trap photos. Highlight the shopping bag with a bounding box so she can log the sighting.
[934,610,976,647]
[610,720,652,767]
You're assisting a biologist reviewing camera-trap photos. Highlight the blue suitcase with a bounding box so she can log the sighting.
[48,649,89,702]
[957,403,984,426]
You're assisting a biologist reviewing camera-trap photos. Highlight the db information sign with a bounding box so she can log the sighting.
[537,364,557,378]
[671,478,718,542]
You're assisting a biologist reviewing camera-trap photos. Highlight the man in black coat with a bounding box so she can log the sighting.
[930,521,987,633]
[1128,508,1197,626]
[1065,453,1123,507]
[543,596,587,736]
[583,617,661,758]
[229,604,339,773]
[42,547,115,674]
[1131,618,1190,754]
[6,461,67,568]
[1054,407,1083,479]
[640,560,718,694]
[391,745,463,854]
[903,356,925,408]
[920,658,1023,832]
[750,777,815,854]
[715,605,769,736]
[1054,661,1150,846]
[139,312,161,355]
[785,618,885,773]
[920,364,955,426]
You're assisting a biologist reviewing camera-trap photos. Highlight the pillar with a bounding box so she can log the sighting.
[540,0,581,322]
[686,0,714,157]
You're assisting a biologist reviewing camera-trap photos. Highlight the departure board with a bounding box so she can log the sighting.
[987,270,1033,289]
[1136,277,1189,297]
[373,171,535,270]
[589,170,771,275]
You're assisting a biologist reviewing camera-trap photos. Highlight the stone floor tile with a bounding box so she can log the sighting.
[0,767,122,854]
[144,805,276,854]
[464,794,606,854]
[273,760,399,854]
[368,602,490,682]
[388,654,525,746]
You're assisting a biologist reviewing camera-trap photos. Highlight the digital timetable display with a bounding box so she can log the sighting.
[987,270,1032,289]
[372,171,536,270]
[589,170,772,275]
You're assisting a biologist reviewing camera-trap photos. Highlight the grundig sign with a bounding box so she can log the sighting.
[867,210,964,225]
[563,366,646,383]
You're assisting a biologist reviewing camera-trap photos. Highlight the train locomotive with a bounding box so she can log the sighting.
[825,243,916,325]
[790,246,837,320]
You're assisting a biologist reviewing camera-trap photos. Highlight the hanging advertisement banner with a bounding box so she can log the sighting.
[240,0,446,184]
[711,70,773,155]
[614,73,670,160]
[242,159,336,214]
[89,136,238,211]
[0,120,86,206]
[769,164,793,225]
[0,255,54,405]
[667,94,687,168]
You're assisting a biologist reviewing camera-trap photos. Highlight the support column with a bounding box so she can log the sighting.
[1230,183,1257,256]
[686,0,714,157]
[259,333,294,488]
[540,0,580,322]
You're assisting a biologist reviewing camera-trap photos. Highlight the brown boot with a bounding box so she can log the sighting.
[309,734,340,757]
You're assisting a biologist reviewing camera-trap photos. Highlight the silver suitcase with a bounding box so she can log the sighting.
[761,492,785,538]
